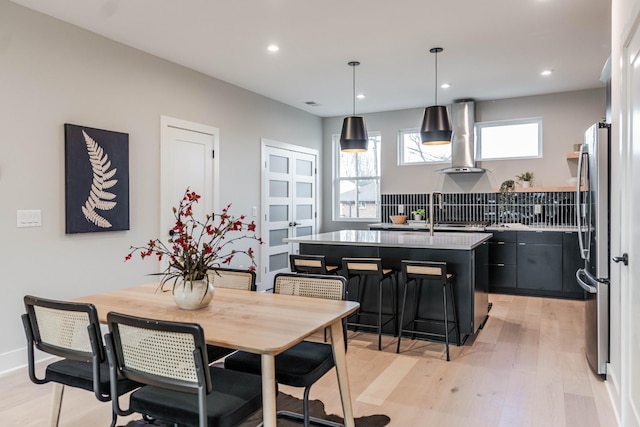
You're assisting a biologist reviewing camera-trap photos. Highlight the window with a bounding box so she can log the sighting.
[333,133,381,221]
[476,118,542,160]
[398,129,451,165]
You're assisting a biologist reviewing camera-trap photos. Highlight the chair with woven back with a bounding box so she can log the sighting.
[21,295,142,427]
[207,267,257,291]
[104,311,263,427]
[224,272,348,427]
[204,267,257,362]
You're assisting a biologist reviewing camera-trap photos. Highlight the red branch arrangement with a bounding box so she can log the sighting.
[125,188,262,291]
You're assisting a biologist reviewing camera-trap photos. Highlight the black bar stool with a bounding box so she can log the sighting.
[290,254,340,275]
[397,260,460,361]
[342,257,398,351]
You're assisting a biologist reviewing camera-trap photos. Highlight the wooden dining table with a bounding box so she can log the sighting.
[74,283,360,427]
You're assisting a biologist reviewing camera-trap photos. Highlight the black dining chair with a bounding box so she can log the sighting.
[205,267,257,362]
[224,272,347,427]
[21,295,142,427]
[104,311,263,427]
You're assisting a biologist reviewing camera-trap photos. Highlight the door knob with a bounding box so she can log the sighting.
[612,253,628,266]
[288,222,298,227]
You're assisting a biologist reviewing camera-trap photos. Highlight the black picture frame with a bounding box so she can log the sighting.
[64,124,130,234]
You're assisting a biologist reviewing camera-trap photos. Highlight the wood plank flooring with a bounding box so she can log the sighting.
[0,294,617,426]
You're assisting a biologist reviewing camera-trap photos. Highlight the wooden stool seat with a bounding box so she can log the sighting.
[290,254,339,275]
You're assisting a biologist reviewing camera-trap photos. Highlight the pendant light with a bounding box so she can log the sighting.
[420,47,452,145]
[340,61,369,152]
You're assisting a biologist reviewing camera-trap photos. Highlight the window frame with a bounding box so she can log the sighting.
[476,117,543,161]
[332,132,381,222]
[397,128,452,165]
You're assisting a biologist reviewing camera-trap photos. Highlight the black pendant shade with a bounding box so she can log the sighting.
[421,47,452,145]
[420,105,452,145]
[340,61,368,152]
[340,116,369,152]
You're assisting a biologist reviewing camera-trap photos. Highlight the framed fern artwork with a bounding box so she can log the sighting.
[64,124,130,233]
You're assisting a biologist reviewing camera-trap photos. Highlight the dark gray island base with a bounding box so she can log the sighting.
[286,230,492,344]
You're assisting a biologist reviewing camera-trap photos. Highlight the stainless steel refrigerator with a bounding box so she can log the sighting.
[575,122,610,378]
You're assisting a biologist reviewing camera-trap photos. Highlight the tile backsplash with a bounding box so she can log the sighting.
[381,191,578,227]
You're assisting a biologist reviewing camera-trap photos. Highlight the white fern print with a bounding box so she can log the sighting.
[80,130,118,228]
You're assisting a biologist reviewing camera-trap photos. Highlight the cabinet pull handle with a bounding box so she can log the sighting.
[518,242,526,246]
[498,241,505,245]
[496,263,505,267]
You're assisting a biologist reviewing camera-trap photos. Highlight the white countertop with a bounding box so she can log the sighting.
[285,230,492,250]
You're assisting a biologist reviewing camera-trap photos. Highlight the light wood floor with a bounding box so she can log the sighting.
[0,294,617,427]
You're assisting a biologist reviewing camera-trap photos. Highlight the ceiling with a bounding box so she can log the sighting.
[11,0,611,118]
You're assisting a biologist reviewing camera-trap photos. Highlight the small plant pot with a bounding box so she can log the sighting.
[521,181,531,188]
[414,214,422,221]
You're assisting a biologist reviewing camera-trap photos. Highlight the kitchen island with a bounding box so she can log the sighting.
[285,230,492,342]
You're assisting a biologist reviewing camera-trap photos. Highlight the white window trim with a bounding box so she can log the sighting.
[397,128,452,165]
[476,117,543,161]
[332,133,381,222]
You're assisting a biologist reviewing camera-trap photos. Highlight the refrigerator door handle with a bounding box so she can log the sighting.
[576,143,590,260]
[576,269,597,294]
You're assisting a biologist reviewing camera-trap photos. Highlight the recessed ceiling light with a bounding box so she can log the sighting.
[267,44,280,52]
[441,83,451,89]
[357,93,366,99]
[541,69,553,76]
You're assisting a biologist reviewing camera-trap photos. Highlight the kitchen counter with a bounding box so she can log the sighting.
[286,230,491,340]
[286,229,492,250]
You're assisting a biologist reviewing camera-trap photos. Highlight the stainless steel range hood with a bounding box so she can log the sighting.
[439,99,485,174]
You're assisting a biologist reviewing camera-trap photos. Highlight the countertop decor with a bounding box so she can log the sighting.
[125,188,262,303]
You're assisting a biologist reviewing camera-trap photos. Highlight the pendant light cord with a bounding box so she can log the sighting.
[352,63,356,116]
[434,50,438,106]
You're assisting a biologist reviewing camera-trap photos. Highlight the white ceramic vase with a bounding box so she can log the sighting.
[172,278,215,310]
[521,181,531,188]
[414,214,422,221]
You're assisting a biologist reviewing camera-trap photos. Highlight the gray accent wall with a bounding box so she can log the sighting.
[0,1,322,372]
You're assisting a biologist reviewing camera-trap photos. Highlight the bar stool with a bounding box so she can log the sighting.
[397,260,460,361]
[290,254,340,275]
[342,257,398,351]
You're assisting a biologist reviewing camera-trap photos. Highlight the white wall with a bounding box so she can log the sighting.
[0,1,322,372]
[321,88,605,231]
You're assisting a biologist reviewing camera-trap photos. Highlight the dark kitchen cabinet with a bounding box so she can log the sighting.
[516,231,563,292]
[488,230,517,291]
[562,231,587,298]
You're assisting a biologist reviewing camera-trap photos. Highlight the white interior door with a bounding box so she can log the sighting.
[260,140,318,290]
[160,116,219,253]
[622,24,640,427]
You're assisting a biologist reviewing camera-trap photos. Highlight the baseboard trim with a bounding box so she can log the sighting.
[606,363,622,427]
[0,346,54,377]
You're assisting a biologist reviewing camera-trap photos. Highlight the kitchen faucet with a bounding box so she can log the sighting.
[429,192,444,236]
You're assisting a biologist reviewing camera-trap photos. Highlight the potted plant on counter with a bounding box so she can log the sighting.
[411,208,426,221]
[516,171,534,188]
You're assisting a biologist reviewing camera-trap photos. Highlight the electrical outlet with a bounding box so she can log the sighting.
[398,204,404,214]
[252,206,257,217]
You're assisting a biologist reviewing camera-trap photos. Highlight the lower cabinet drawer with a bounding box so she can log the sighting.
[489,264,517,288]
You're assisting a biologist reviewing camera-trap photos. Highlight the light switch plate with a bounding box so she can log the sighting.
[17,209,42,227]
